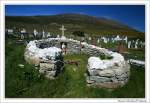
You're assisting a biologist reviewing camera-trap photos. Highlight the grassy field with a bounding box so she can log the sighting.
[5,39,145,98]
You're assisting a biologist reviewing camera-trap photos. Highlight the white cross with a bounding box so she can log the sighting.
[59,25,66,37]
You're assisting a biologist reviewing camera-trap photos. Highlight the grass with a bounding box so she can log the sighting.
[6,15,144,37]
[96,41,145,61]
[5,39,145,98]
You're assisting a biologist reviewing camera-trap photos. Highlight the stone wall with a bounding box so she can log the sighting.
[38,38,110,56]
[24,40,63,79]
[86,60,130,88]
[25,37,130,88]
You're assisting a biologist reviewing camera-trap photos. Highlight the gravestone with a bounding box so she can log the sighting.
[7,29,13,35]
[97,38,100,44]
[33,29,38,38]
[128,41,131,48]
[47,32,51,38]
[20,28,26,39]
[6,29,13,38]
[135,41,138,49]
[89,37,91,41]
[57,35,60,38]
[125,36,128,44]
[42,30,46,39]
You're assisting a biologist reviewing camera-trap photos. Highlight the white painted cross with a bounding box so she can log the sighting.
[59,25,66,37]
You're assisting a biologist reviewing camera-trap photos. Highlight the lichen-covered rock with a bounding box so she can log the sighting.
[24,40,63,79]
[86,56,130,89]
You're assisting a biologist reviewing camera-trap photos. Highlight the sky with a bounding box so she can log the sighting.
[5,5,145,32]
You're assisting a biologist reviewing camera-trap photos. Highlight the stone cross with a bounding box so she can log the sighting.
[59,25,66,37]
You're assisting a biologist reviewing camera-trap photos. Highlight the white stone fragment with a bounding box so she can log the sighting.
[25,40,61,61]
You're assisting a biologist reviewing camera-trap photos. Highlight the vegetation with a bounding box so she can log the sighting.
[72,31,85,37]
[5,39,145,98]
[99,54,113,60]
[5,13,144,37]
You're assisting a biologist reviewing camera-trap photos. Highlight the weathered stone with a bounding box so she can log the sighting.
[40,63,55,70]
[86,77,95,84]
[24,37,130,87]
[87,59,130,88]
[98,69,115,77]
[89,76,111,83]
[24,53,40,65]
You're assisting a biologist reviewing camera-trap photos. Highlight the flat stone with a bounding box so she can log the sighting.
[98,69,115,77]
[40,63,55,70]
[46,71,56,77]
[89,76,111,83]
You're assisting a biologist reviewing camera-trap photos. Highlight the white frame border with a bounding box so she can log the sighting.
[0,0,150,103]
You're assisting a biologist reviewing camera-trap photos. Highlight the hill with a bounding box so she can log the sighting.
[5,13,144,37]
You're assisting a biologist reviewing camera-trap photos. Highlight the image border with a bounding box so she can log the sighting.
[0,0,150,103]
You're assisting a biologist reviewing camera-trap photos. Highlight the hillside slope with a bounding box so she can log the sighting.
[5,13,144,37]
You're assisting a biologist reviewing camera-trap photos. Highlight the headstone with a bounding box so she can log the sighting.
[57,35,60,38]
[135,40,138,49]
[125,36,128,44]
[89,37,91,41]
[114,35,120,41]
[103,37,107,43]
[128,41,131,48]
[33,29,38,38]
[140,41,143,48]
[47,32,51,38]
[97,38,100,44]
[112,38,115,43]
[61,43,67,55]
[42,30,45,39]
[7,29,13,35]
[20,28,26,39]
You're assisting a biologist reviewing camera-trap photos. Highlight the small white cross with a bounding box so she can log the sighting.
[59,25,66,37]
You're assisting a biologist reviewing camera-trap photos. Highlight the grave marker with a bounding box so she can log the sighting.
[59,25,66,38]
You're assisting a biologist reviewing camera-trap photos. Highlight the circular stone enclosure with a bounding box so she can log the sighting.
[24,38,130,88]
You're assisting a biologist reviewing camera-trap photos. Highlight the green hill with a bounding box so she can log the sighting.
[5,13,144,37]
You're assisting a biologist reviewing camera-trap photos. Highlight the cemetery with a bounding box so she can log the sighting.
[5,25,145,98]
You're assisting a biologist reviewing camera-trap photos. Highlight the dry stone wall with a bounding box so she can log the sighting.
[25,37,130,88]
[24,40,63,79]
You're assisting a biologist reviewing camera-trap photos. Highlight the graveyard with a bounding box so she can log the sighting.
[5,14,145,98]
